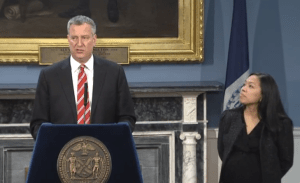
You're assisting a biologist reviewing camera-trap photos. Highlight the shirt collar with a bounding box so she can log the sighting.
[70,55,94,73]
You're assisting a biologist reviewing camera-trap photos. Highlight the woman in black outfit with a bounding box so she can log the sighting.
[218,73,294,183]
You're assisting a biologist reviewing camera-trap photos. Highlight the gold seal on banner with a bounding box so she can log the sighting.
[57,136,112,183]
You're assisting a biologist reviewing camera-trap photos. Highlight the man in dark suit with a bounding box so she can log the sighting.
[30,15,136,140]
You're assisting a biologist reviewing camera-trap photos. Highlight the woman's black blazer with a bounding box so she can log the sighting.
[218,107,294,183]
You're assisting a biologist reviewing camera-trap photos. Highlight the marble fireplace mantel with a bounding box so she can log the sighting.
[0,81,223,183]
[0,81,222,99]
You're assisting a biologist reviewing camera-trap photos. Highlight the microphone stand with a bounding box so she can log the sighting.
[84,83,88,124]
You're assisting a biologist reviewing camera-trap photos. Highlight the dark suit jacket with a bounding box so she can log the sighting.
[30,56,136,139]
[218,107,294,183]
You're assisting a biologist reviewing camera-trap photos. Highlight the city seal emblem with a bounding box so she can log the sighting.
[57,136,112,183]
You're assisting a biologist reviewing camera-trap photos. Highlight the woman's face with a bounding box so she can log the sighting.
[240,75,262,106]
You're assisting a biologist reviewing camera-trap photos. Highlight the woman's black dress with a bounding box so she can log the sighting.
[222,117,263,183]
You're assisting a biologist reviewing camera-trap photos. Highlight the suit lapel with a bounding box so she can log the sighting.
[57,58,77,121]
[222,110,244,165]
[91,57,107,121]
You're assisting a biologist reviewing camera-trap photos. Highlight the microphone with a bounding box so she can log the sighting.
[83,82,88,124]
[84,83,88,107]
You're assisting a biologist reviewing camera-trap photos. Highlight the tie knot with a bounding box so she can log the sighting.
[80,65,85,73]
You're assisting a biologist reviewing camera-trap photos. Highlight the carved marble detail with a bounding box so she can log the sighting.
[182,93,202,123]
[180,132,201,183]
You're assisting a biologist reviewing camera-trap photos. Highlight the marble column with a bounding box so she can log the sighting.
[181,92,202,182]
[180,132,201,183]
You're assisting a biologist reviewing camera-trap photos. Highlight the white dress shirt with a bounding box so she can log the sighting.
[70,55,94,107]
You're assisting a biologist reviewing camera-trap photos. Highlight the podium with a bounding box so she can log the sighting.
[26,123,143,183]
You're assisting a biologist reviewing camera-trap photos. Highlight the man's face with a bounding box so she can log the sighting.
[67,23,96,64]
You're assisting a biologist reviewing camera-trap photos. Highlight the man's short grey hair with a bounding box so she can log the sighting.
[67,15,96,35]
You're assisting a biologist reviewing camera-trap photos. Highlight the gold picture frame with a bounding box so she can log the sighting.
[0,0,203,64]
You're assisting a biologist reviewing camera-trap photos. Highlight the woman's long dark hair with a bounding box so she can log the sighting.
[250,72,292,133]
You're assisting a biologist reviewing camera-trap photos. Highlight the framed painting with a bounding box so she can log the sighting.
[0,0,204,64]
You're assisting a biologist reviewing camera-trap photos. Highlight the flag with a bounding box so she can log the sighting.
[223,0,250,110]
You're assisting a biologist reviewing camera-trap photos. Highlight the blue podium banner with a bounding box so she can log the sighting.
[26,123,143,183]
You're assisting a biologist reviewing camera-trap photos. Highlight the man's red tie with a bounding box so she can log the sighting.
[77,65,91,124]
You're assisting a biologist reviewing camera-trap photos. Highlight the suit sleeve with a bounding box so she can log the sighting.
[116,66,136,132]
[218,110,228,161]
[30,69,50,140]
[277,118,294,177]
